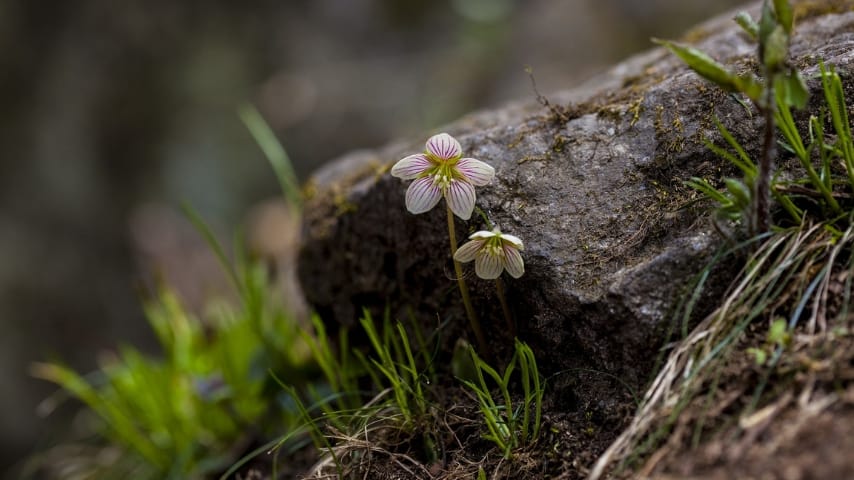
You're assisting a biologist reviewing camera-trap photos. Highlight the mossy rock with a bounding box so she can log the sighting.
[298,1,854,393]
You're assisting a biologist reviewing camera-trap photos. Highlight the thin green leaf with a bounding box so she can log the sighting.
[771,186,803,224]
[772,0,794,35]
[734,11,759,40]
[763,26,789,70]
[396,322,424,411]
[685,178,731,204]
[519,341,543,438]
[516,342,532,442]
[32,363,169,469]
[712,117,758,178]
[654,39,737,90]
[775,70,809,110]
[181,204,242,296]
[238,104,302,210]
[774,86,806,158]
[725,178,752,209]
[820,63,854,189]
[735,75,764,102]
[759,0,777,46]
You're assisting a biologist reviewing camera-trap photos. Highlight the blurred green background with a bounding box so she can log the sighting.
[0,0,743,475]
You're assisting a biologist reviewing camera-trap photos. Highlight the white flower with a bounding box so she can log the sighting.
[453,228,524,279]
[390,132,495,220]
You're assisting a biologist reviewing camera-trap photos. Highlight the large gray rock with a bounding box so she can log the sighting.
[298,1,854,387]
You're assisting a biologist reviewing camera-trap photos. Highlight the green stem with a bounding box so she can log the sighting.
[495,277,516,338]
[447,205,488,356]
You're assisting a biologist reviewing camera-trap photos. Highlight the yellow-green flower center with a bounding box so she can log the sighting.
[484,237,505,257]
[425,156,461,192]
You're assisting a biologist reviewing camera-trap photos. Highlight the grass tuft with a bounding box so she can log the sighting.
[591,218,854,478]
[459,339,545,458]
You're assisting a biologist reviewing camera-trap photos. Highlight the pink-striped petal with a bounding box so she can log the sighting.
[456,158,494,186]
[405,177,442,214]
[475,250,503,279]
[426,133,462,160]
[446,180,476,220]
[500,233,524,250]
[503,244,525,278]
[391,153,431,180]
[453,239,484,263]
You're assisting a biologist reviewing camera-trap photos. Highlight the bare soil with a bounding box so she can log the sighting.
[648,328,854,480]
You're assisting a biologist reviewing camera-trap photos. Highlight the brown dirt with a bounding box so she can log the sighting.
[659,405,854,480]
[634,308,854,480]
[243,317,853,480]
[267,354,638,479]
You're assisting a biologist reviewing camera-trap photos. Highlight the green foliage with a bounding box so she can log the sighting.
[696,62,854,227]
[759,1,790,72]
[34,264,312,479]
[662,0,803,234]
[734,11,759,40]
[279,382,343,474]
[31,106,317,478]
[221,316,362,480]
[459,339,544,458]
[300,314,364,423]
[774,70,809,110]
[359,309,430,426]
[762,26,789,71]
[249,309,439,478]
[686,119,758,222]
[652,38,761,101]
[747,317,791,365]
[238,104,302,210]
[773,64,850,218]
[681,3,854,230]
[772,0,794,35]
[820,63,854,190]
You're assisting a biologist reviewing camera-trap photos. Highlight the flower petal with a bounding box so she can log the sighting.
[405,177,442,214]
[446,180,476,220]
[469,230,498,240]
[426,132,462,160]
[475,250,503,279]
[453,239,484,263]
[500,233,524,250]
[503,244,525,278]
[456,158,494,186]
[391,153,431,180]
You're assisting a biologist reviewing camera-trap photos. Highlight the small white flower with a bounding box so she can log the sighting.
[453,228,524,279]
[390,132,495,220]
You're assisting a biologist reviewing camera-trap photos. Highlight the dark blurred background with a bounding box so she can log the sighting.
[0,0,744,475]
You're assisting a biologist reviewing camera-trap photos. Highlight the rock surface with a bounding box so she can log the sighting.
[298,1,854,388]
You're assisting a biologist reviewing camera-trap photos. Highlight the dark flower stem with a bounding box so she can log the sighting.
[447,205,489,355]
[755,81,776,235]
[495,277,516,338]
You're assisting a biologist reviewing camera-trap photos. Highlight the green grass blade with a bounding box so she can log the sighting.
[238,104,302,210]
[396,322,423,411]
[712,117,758,179]
[32,363,169,469]
[181,203,242,296]
[820,63,854,190]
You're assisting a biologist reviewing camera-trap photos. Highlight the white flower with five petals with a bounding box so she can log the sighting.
[390,132,495,220]
[453,228,524,279]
